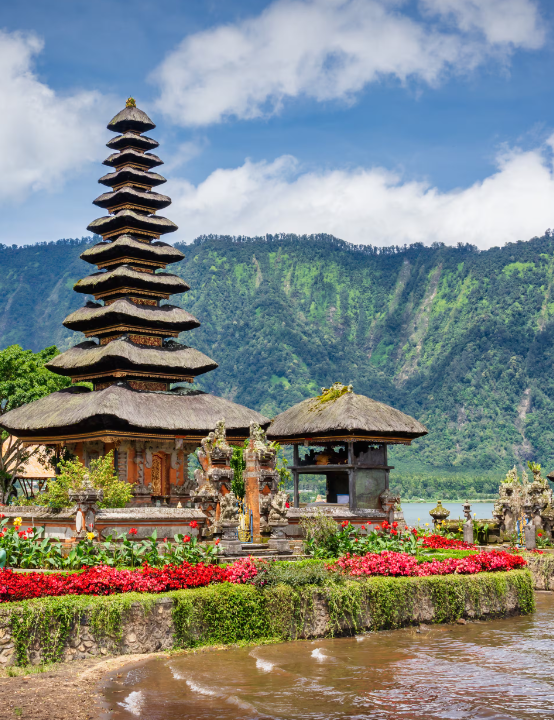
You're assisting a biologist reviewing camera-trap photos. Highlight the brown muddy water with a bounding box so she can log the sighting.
[100,593,554,720]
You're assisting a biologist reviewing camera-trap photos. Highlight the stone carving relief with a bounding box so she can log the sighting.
[494,464,554,539]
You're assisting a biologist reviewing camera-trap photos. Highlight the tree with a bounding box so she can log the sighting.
[0,345,71,503]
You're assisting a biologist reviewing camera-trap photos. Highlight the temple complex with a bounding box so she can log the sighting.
[0,99,269,505]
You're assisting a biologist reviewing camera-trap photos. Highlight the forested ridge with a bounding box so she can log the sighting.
[2,231,554,499]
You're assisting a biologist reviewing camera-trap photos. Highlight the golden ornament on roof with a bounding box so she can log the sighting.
[126,97,136,108]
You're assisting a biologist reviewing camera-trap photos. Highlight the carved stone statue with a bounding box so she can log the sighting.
[268,491,289,525]
[220,491,239,524]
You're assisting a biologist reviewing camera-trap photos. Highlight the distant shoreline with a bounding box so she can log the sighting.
[402,499,496,504]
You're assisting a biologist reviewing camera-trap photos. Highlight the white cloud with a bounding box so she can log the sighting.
[421,0,544,48]
[0,30,108,203]
[168,139,554,249]
[153,0,544,126]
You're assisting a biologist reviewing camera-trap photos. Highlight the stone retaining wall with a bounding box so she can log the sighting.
[0,570,534,667]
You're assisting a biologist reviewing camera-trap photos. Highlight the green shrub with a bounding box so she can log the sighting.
[34,451,133,510]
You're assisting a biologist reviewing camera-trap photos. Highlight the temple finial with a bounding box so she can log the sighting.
[126,97,136,108]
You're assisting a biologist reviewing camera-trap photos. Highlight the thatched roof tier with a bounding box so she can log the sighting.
[107,132,159,152]
[0,384,269,441]
[80,236,183,267]
[87,210,177,238]
[63,299,200,334]
[99,167,166,189]
[267,389,427,444]
[46,338,217,379]
[103,149,163,170]
[93,188,171,212]
[108,104,155,134]
[74,266,189,297]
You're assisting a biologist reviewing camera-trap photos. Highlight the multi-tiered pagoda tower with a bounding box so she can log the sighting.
[1,99,269,503]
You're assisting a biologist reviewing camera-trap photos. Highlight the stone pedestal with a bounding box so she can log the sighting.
[524,523,536,550]
[463,522,474,545]
[268,523,292,554]
[219,522,242,556]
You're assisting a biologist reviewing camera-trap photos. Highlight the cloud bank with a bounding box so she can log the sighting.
[169,138,554,249]
[154,0,544,126]
[0,30,108,203]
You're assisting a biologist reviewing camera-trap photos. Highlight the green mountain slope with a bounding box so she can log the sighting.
[2,232,554,496]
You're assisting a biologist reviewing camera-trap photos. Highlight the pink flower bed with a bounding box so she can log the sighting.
[330,550,526,577]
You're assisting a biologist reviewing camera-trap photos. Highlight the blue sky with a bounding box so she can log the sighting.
[2,0,554,248]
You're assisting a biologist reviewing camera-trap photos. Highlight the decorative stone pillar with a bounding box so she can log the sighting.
[268,492,291,554]
[429,500,450,530]
[379,489,400,526]
[69,477,104,539]
[463,501,474,545]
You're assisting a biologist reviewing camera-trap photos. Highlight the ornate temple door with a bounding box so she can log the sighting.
[151,454,163,496]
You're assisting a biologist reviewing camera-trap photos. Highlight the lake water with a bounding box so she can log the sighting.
[402,502,495,528]
[100,593,554,720]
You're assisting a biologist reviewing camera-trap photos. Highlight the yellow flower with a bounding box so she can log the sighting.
[13,517,22,528]
[425,522,429,527]
[86,532,95,541]
[417,518,420,522]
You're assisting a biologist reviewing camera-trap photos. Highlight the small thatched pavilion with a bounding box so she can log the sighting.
[267,383,427,514]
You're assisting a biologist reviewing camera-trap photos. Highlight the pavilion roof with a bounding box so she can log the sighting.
[0,384,270,441]
[74,266,189,297]
[103,149,163,170]
[93,188,172,212]
[87,210,178,238]
[267,385,427,443]
[63,299,200,334]
[107,132,159,152]
[46,338,217,378]
[108,103,155,133]
[98,167,166,189]
[80,236,183,265]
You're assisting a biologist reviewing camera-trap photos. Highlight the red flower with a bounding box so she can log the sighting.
[285,501,290,508]
[341,521,349,528]
[361,525,366,531]
[189,521,198,529]
[390,529,398,536]
[18,532,26,538]
[392,521,398,529]
[0,514,4,519]
[128,528,138,536]
[27,527,33,533]
[214,538,220,546]
[381,521,390,530]
[183,535,191,543]
[538,532,543,537]
[163,538,168,543]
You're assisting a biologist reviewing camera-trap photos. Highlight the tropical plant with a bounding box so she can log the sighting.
[34,451,133,510]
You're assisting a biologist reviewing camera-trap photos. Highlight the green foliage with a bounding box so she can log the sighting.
[230,441,247,499]
[300,515,422,558]
[0,344,73,502]
[0,517,219,569]
[35,451,133,510]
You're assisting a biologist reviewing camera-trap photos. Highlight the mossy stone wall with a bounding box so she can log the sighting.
[0,570,535,667]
